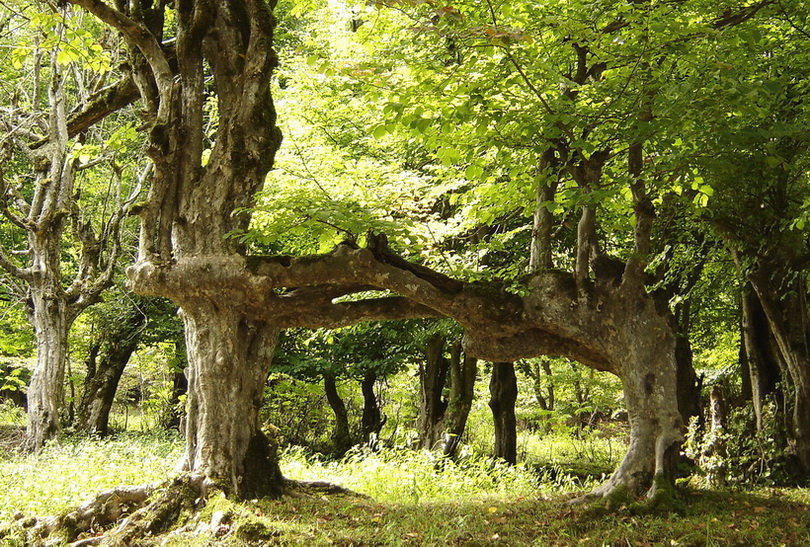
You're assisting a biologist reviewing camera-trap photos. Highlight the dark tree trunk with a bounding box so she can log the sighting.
[323,374,352,455]
[741,284,783,431]
[77,304,146,436]
[674,324,701,426]
[439,344,477,458]
[417,334,449,450]
[360,371,384,443]
[489,362,518,464]
[750,272,810,474]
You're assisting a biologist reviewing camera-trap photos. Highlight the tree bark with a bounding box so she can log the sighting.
[323,373,352,455]
[180,304,283,499]
[360,371,384,443]
[77,304,146,436]
[749,272,810,474]
[417,334,449,450]
[489,362,518,464]
[25,285,70,449]
[439,344,477,458]
[741,283,783,431]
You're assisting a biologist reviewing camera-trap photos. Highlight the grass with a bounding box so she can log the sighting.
[1,431,810,545]
[0,431,182,521]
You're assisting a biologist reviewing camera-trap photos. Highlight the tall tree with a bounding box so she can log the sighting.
[0,5,140,448]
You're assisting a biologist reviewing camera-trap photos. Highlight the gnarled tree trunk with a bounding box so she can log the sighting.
[25,285,70,449]
[181,304,283,499]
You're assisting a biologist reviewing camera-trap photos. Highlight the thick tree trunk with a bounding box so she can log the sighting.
[77,305,146,436]
[417,334,449,450]
[750,272,810,474]
[360,371,384,443]
[587,319,682,500]
[489,362,518,464]
[323,373,353,455]
[25,287,70,449]
[180,304,283,499]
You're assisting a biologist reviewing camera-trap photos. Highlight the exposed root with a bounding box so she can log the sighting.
[19,475,366,545]
[26,484,154,545]
[20,476,205,546]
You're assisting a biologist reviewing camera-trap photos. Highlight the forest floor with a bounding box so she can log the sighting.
[0,429,809,545]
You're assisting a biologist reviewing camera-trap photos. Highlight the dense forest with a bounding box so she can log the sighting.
[0,0,809,544]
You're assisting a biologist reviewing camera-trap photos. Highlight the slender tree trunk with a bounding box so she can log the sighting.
[180,305,283,498]
[323,373,352,456]
[77,305,146,436]
[705,385,728,486]
[741,285,782,431]
[489,362,518,464]
[162,338,188,431]
[360,371,384,442]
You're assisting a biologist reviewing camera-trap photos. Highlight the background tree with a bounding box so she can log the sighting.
[0,4,142,448]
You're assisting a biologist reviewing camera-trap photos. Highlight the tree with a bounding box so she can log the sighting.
[416,329,477,458]
[0,4,141,448]
[76,292,181,436]
[53,0,803,512]
[275,321,417,455]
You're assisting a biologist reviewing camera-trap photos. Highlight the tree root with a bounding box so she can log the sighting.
[21,476,205,546]
[19,475,366,545]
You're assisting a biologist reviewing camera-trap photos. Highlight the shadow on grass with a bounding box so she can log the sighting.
[159,487,810,546]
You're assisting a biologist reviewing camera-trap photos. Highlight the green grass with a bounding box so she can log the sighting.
[0,431,182,521]
[2,432,810,545]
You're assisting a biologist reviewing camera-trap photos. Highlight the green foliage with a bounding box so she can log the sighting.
[686,399,803,487]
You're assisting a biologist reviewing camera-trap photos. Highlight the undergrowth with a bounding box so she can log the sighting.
[0,431,182,521]
[3,432,810,545]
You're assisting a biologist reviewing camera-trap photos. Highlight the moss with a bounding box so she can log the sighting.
[233,519,279,542]
[639,473,682,514]
[602,484,634,510]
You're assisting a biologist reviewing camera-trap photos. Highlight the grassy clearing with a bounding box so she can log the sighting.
[0,432,182,521]
[160,487,810,546]
[1,433,809,545]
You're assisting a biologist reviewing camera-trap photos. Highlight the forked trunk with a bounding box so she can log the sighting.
[439,345,477,458]
[489,362,518,464]
[181,303,283,499]
[417,334,449,450]
[25,288,70,449]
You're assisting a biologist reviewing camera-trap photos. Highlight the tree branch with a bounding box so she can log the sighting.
[30,76,139,150]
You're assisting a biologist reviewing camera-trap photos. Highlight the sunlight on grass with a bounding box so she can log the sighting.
[0,432,182,520]
[280,445,581,503]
